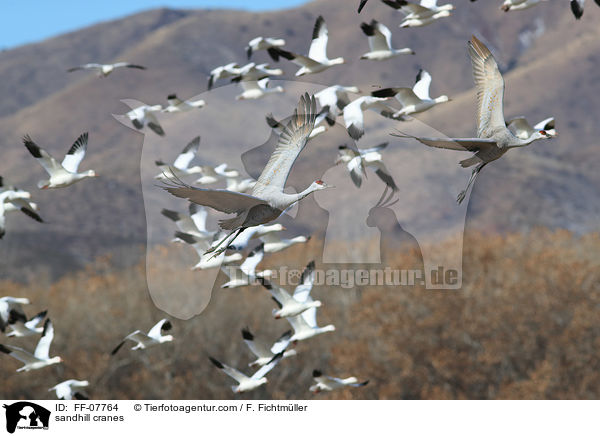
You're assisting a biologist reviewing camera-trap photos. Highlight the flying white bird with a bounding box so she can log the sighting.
[194,164,240,186]
[342,95,402,141]
[0,188,43,238]
[174,231,243,270]
[6,310,47,337]
[335,143,398,191]
[372,69,451,117]
[392,36,554,203]
[269,16,345,76]
[224,224,285,251]
[236,78,284,100]
[162,94,205,113]
[315,85,360,125]
[125,104,164,136]
[221,243,272,289]
[507,116,556,140]
[208,351,284,393]
[260,232,311,254]
[154,136,203,181]
[49,380,90,400]
[501,0,547,12]
[22,133,97,189]
[360,20,415,61]
[309,369,369,393]
[162,93,333,256]
[241,328,297,367]
[0,296,30,333]
[246,37,286,60]
[208,63,242,90]
[225,177,256,194]
[111,319,174,355]
[162,203,214,242]
[0,319,62,371]
[67,62,146,77]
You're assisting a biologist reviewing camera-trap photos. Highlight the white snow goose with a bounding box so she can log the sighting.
[194,163,240,185]
[6,310,47,337]
[162,203,214,242]
[162,94,333,256]
[22,133,97,189]
[342,95,403,141]
[221,243,273,289]
[0,188,43,238]
[259,232,311,254]
[269,16,345,76]
[382,0,454,27]
[208,63,242,90]
[258,262,321,319]
[224,224,285,251]
[372,68,451,117]
[309,369,369,393]
[225,177,256,194]
[67,62,146,77]
[0,319,62,371]
[236,78,284,100]
[155,136,203,181]
[49,380,90,400]
[246,37,286,60]
[125,104,164,136]
[392,36,554,203]
[208,351,284,393]
[335,143,398,191]
[507,116,556,140]
[0,296,30,333]
[162,94,205,113]
[315,85,360,125]
[360,20,415,61]
[242,328,297,367]
[174,231,242,270]
[111,319,174,355]
[501,0,547,12]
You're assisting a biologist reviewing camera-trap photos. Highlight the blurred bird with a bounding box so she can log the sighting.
[67,62,146,77]
[309,370,369,393]
[111,319,174,355]
[0,319,62,371]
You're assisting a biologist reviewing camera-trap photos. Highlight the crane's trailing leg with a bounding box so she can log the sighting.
[457,163,486,204]
[204,227,246,258]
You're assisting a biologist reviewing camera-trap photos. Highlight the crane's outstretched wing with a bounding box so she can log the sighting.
[252,93,316,196]
[469,35,505,135]
[162,177,269,215]
[392,131,497,152]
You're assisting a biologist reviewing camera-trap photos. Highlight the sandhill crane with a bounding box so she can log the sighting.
[22,133,97,189]
[501,0,547,12]
[372,69,450,117]
[208,63,241,90]
[507,116,556,140]
[208,352,284,393]
[360,20,415,61]
[162,94,205,113]
[392,36,554,203]
[336,143,398,191]
[0,319,62,371]
[111,319,173,355]
[241,328,297,367]
[269,16,345,76]
[67,62,146,77]
[309,370,369,393]
[155,136,203,181]
[162,93,333,256]
[49,380,90,400]
[246,37,286,60]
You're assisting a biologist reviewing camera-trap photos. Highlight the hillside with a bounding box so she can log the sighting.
[0,0,599,279]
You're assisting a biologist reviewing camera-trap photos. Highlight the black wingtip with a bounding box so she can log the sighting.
[22,135,42,158]
[174,231,196,245]
[357,0,368,13]
[266,47,280,62]
[360,21,375,36]
[41,318,51,336]
[241,327,254,341]
[347,124,363,141]
[209,356,224,369]
[313,369,322,377]
[371,88,398,98]
[161,209,180,222]
[161,320,172,331]
[167,93,177,100]
[312,15,325,40]
[111,341,126,356]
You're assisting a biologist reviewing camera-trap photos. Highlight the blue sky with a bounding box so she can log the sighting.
[0,1,310,49]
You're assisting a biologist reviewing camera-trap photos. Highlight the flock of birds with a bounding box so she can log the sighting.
[0,0,587,397]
